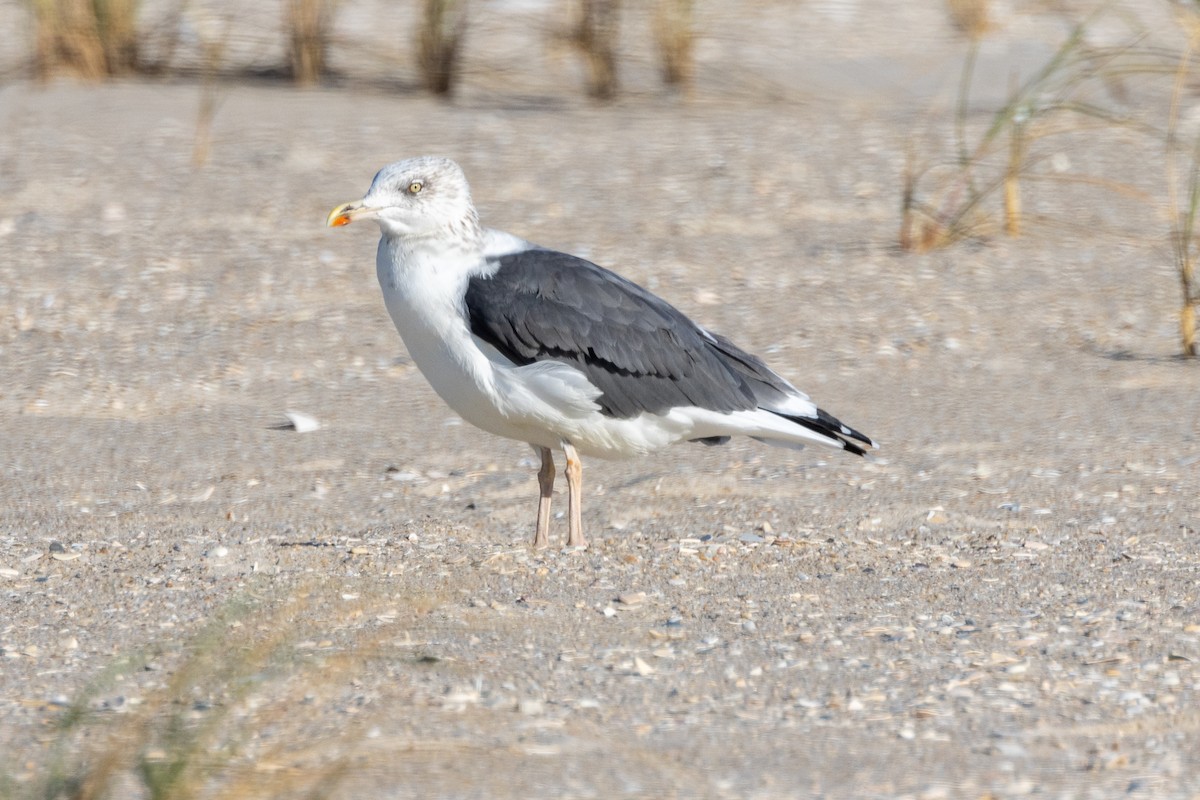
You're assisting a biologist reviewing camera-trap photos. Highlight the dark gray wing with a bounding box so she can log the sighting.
[464,248,758,419]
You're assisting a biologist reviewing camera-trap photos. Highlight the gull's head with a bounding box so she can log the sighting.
[327,156,477,239]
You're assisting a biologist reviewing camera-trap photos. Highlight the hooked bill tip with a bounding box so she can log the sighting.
[326,203,356,228]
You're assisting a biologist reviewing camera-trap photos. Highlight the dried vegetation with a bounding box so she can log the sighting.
[903,3,1200,356]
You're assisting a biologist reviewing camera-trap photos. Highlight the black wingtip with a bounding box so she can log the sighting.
[841,438,870,457]
[780,407,877,458]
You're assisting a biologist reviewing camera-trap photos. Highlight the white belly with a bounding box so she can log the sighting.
[386,299,543,443]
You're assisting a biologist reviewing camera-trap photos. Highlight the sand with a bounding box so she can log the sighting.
[1,1,1198,797]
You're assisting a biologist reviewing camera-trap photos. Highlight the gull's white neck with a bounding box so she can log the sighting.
[374,224,518,438]
[373,224,530,332]
[375,227,483,346]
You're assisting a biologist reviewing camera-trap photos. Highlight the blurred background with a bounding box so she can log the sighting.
[3,2,1200,798]
[1,1,1182,104]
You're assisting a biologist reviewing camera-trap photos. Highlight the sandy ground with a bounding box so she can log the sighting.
[2,2,1200,798]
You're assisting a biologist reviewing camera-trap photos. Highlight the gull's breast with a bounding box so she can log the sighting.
[375,242,560,448]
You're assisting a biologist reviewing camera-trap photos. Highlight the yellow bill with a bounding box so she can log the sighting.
[327,201,363,228]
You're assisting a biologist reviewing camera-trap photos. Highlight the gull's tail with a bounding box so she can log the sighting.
[704,331,878,456]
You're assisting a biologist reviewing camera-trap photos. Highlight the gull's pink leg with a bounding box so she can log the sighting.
[534,446,554,549]
[561,441,587,549]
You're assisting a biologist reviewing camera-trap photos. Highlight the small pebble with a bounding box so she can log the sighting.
[994,740,1028,758]
[517,698,544,716]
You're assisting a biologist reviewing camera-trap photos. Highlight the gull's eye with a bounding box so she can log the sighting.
[407,180,424,195]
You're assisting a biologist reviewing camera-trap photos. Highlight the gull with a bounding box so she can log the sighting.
[327,156,876,549]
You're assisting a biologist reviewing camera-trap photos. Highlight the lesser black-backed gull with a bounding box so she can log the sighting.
[327,156,876,549]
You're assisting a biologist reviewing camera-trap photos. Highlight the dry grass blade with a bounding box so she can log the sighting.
[905,4,1200,358]
[417,0,470,96]
[1003,72,1024,238]
[574,0,620,100]
[653,0,694,90]
[32,0,107,80]
[94,0,138,71]
[945,0,989,40]
[1167,5,1200,357]
[0,591,421,800]
[900,147,919,252]
[1173,152,1200,356]
[287,0,335,86]
[901,11,1164,253]
[0,582,458,800]
[31,0,140,80]
[1003,131,1022,237]
[191,14,233,167]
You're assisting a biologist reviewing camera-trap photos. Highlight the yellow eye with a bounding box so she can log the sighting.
[408,181,424,194]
